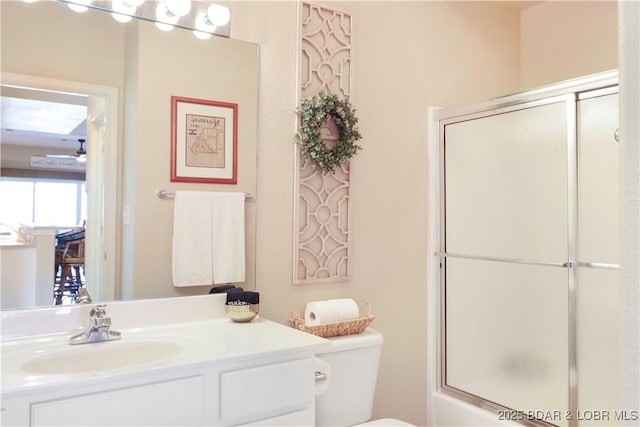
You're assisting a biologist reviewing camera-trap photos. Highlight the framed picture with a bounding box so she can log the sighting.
[170,96,238,184]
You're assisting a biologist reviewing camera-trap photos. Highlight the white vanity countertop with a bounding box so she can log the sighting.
[0,241,33,247]
[1,295,329,397]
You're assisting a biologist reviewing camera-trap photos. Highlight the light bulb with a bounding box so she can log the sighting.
[155,21,174,31]
[67,0,92,13]
[206,4,230,27]
[193,30,212,40]
[122,0,144,7]
[111,12,132,23]
[111,0,136,15]
[193,12,215,39]
[111,0,135,22]
[155,2,177,31]
[165,0,191,17]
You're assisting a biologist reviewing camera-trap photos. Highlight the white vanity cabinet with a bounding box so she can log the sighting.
[1,352,316,426]
[2,369,210,426]
[1,297,328,427]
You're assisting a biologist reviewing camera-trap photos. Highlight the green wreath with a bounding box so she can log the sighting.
[296,90,362,174]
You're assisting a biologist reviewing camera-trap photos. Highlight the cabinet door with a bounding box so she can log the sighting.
[30,375,206,426]
[219,358,315,426]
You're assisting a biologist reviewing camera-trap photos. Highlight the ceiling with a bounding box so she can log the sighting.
[1,86,88,152]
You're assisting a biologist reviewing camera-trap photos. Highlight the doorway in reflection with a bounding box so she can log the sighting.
[0,178,88,304]
[0,75,117,310]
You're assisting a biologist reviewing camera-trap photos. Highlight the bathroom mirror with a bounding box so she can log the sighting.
[0,1,259,310]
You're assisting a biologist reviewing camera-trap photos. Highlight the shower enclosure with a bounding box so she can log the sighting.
[429,71,623,427]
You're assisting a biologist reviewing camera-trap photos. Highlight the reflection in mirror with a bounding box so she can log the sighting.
[1,73,118,309]
[0,1,259,310]
[58,0,231,38]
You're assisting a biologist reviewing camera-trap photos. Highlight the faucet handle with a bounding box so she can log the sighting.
[94,316,112,330]
[75,288,93,304]
[90,304,108,318]
[69,303,120,345]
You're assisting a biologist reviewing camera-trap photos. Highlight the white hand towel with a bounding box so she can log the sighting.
[172,191,214,287]
[211,192,246,284]
[172,191,246,287]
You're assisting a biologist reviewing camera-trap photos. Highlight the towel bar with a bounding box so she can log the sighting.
[156,188,252,200]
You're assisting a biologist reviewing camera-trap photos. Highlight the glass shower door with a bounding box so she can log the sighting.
[576,91,622,424]
[442,98,574,426]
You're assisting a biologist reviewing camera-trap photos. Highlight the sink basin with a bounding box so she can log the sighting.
[21,341,184,374]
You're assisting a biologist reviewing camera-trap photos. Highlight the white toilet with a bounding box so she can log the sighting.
[315,328,415,427]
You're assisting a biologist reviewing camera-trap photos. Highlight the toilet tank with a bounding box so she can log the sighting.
[315,328,383,427]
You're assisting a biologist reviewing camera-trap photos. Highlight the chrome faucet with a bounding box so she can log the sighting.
[74,288,93,304]
[69,304,121,345]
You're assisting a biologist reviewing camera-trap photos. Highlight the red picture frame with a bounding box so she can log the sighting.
[170,96,238,184]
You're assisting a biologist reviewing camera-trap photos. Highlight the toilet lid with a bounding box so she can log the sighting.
[357,418,415,427]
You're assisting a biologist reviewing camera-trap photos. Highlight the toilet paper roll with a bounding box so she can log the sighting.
[329,298,360,321]
[305,301,340,326]
[314,357,332,396]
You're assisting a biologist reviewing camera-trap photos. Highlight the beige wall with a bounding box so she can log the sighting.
[521,1,617,88]
[230,1,617,425]
[230,2,521,424]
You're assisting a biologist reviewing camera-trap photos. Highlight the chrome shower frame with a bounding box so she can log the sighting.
[432,70,619,427]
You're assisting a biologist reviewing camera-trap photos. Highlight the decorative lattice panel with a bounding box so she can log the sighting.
[294,3,353,284]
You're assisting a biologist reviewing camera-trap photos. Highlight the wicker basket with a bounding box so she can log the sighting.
[289,302,375,338]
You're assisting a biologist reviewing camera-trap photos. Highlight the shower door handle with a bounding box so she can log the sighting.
[435,252,568,268]
[577,261,620,270]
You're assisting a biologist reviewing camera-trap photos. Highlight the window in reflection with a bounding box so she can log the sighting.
[0,179,86,226]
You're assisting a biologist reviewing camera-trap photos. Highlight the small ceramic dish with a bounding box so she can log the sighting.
[225,303,259,323]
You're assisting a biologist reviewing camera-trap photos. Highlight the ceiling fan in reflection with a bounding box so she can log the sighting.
[46,139,87,163]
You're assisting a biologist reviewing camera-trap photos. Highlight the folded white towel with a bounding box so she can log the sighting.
[172,191,245,287]
[172,191,214,287]
[211,192,245,284]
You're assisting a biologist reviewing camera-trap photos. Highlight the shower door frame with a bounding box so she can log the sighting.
[431,70,619,427]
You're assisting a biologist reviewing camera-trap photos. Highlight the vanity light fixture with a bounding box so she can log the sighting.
[121,0,145,8]
[155,1,178,31]
[164,0,191,18]
[111,0,135,23]
[192,4,230,40]
[111,12,132,23]
[55,0,231,39]
[155,0,191,31]
[67,0,92,13]
[193,12,216,40]
[206,3,230,27]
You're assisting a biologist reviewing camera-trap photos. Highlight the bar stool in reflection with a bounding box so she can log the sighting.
[54,230,85,303]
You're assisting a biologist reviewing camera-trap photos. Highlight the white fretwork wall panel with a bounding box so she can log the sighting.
[294,2,353,284]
